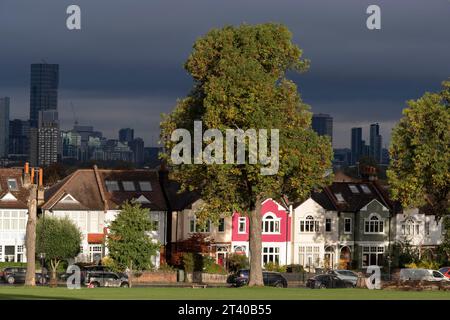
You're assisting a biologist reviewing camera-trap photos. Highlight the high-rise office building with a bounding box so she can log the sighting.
[351,127,362,165]
[9,119,30,160]
[129,138,145,165]
[29,63,59,128]
[0,98,10,158]
[30,110,60,167]
[312,113,333,143]
[370,123,382,163]
[119,128,134,143]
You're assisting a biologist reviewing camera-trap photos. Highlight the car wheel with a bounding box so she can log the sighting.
[275,282,284,288]
[318,283,326,289]
[91,282,100,288]
[120,282,129,288]
[7,277,15,284]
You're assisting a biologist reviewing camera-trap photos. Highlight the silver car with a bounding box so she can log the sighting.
[87,272,129,288]
[329,270,358,286]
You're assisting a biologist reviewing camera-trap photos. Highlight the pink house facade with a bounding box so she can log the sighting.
[231,199,292,266]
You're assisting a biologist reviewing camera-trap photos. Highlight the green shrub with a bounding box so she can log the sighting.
[159,262,176,272]
[264,262,286,273]
[227,253,249,273]
[202,256,226,274]
[286,264,304,273]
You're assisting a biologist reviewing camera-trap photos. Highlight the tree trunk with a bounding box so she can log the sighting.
[50,259,59,288]
[25,185,37,287]
[248,196,264,286]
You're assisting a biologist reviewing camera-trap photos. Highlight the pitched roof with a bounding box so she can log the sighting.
[161,179,200,211]
[0,168,29,209]
[43,167,167,212]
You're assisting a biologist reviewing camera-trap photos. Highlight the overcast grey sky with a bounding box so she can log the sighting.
[0,0,449,147]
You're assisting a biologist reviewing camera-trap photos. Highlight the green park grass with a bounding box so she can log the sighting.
[0,286,448,300]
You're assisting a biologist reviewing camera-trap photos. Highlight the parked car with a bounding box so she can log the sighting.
[2,267,49,285]
[306,274,354,289]
[60,265,119,283]
[438,267,450,279]
[86,271,129,288]
[227,269,287,288]
[328,270,359,286]
[399,268,450,282]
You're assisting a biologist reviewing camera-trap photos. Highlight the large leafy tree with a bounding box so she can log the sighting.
[161,23,332,286]
[106,202,160,281]
[36,216,81,283]
[387,80,450,219]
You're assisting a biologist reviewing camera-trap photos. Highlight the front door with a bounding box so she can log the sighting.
[324,253,334,269]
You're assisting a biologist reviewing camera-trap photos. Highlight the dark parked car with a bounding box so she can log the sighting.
[227,269,288,288]
[86,271,129,288]
[306,274,354,289]
[60,265,118,283]
[2,267,49,285]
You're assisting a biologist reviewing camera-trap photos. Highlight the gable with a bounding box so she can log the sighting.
[135,195,151,204]
[0,192,17,201]
[360,199,389,212]
[59,194,79,204]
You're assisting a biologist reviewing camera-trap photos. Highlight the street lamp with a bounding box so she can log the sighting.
[39,252,46,275]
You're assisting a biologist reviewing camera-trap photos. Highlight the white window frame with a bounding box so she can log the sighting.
[238,217,247,234]
[344,218,352,234]
[262,246,280,265]
[262,213,281,234]
[300,215,319,233]
[325,218,332,233]
[361,245,385,268]
[189,216,211,233]
[364,214,384,234]
[401,218,420,236]
[217,218,225,233]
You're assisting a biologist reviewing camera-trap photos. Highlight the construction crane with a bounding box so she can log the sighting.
[70,102,79,126]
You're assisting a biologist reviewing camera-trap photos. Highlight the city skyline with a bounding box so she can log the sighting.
[1,0,449,148]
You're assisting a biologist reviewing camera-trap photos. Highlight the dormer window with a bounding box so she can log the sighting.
[122,181,136,191]
[360,184,371,194]
[139,181,152,191]
[7,179,18,191]
[335,193,345,202]
[105,180,119,192]
[349,185,359,194]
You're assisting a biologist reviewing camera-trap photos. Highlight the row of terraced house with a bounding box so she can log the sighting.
[0,165,445,271]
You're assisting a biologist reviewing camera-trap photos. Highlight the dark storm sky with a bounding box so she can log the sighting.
[0,0,449,147]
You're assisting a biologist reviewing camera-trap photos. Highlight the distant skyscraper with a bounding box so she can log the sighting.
[30,110,60,166]
[351,127,362,165]
[312,113,333,143]
[29,63,59,128]
[370,123,382,163]
[0,97,10,158]
[9,119,30,159]
[119,128,134,143]
[129,138,145,165]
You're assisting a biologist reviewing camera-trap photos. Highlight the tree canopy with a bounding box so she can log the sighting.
[36,216,81,279]
[387,80,450,218]
[161,23,333,285]
[106,202,160,272]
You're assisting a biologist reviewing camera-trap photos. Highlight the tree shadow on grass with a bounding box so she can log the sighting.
[0,292,85,300]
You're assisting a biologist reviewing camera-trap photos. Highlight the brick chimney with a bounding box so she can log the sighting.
[361,166,378,181]
[37,168,45,205]
[23,162,31,188]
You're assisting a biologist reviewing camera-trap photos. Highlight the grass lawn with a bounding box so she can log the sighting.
[0,286,448,300]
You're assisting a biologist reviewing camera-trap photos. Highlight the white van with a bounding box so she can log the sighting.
[399,268,449,282]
